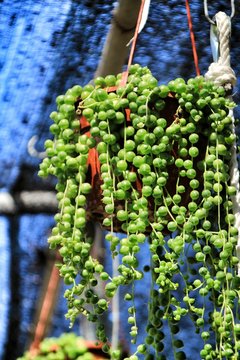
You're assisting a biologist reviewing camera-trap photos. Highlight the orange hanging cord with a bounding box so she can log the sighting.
[120,0,146,86]
[185,0,201,76]
[81,0,146,185]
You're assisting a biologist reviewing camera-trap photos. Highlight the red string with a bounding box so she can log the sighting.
[80,2,146,186]
[120,0,146,86]
[185,0,200,76]
[87,148,101,186]
[79,116,101,185]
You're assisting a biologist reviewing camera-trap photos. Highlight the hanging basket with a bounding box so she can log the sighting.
[80,87,208,233]
[39,65,213,236]
[39,64,239,359]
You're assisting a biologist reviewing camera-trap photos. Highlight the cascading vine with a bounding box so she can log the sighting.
[39,64,240,360]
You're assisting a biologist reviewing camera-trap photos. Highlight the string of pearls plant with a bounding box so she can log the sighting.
[39,64,240,360]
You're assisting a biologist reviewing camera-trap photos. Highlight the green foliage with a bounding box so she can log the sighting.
[17,333,95,360]
[39,64,240,359]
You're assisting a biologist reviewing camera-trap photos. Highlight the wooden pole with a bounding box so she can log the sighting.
[29,252,61,354]
[94,0,141,77]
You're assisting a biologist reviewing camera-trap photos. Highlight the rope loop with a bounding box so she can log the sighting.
[205,11,236,90]
[204,0,235,24]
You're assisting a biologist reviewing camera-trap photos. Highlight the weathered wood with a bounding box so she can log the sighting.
[94,0,141,77]
[0,191,57,214]
[28,251,60,352]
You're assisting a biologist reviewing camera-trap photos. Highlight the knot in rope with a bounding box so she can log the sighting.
[205,63,236,90]
[205,11,236,90]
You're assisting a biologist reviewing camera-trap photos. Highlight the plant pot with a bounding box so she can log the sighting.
[39,64,239,359]
[78,92,208,234]
[18,335,110,360]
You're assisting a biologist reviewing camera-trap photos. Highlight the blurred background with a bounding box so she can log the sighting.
[0,1,239,359]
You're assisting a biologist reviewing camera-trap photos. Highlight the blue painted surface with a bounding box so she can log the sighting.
[0,217,10,356]
[0,0,240,359]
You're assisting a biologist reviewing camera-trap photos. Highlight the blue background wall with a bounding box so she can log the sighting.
[0,1,239,359]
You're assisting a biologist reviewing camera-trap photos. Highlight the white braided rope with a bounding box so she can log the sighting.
[205,12,236,89]
[204,12,240,275]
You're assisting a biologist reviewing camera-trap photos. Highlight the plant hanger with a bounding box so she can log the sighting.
[34,1,240,359]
